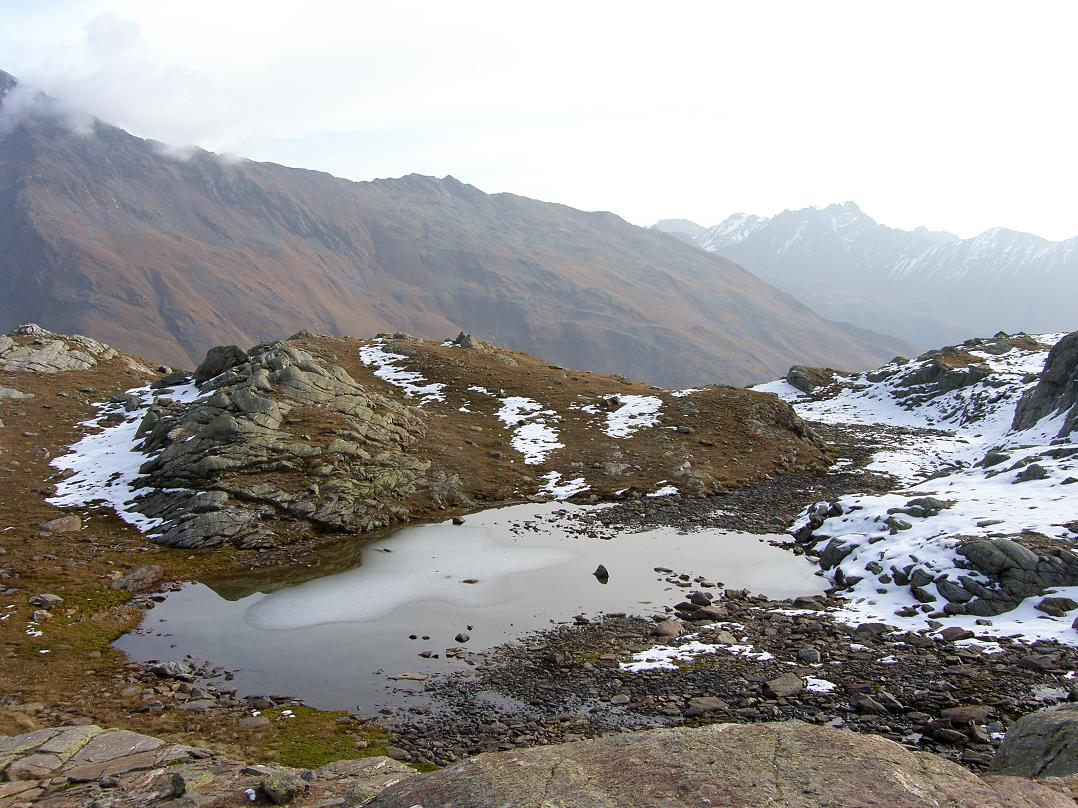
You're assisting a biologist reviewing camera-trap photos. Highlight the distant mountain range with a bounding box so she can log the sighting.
[653,203,1077,350]
[0,69,904,387]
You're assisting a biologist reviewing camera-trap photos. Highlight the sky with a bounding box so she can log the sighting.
[2,0,1076,240]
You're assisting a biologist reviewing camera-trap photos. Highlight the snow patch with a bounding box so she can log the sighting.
[359,342,446,403]
[49,383,204,533]
[603,395,663,438]
[539,472,590,501]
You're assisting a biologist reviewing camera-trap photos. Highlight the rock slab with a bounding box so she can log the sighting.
[368,721,1072,807]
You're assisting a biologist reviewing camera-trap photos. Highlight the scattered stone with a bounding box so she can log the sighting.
[764,672,803,699]
[39,514,82,533]
[1035,596,1078,617]
[28,593,63,607]
[684,696,729,717]
[109,564,164,592]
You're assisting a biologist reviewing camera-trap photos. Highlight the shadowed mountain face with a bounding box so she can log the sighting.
[0,70,903,386]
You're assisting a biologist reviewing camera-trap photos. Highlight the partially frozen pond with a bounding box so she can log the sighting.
[117,503,825,710]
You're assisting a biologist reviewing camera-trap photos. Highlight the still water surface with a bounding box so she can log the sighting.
[116,503,825,710]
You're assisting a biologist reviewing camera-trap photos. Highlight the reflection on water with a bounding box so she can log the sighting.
[117,503,825,711]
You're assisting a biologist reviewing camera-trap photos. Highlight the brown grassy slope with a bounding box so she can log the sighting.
[302,333,830,508]
[0,78,904,387]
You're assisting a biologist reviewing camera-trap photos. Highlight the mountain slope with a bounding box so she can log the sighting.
[655,203,1077,350]
[0,70,903,387]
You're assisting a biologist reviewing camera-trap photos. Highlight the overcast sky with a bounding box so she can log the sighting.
[3,0,1076,240]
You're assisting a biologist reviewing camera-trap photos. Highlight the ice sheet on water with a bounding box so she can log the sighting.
[245,525,573,630]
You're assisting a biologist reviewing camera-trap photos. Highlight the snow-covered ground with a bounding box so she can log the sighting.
[601,395,663,438]
[758,334,1078,644]
[493,396,565,464]
[49,382,205,533]
[538,471,590,501]
[620,623,775,672]
[359,342,446,403]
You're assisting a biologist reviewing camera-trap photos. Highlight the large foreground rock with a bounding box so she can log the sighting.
[369,721,1071,807]
[991,704,1078,779]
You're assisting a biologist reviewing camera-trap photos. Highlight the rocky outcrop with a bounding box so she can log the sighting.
[5,721,1066,808]
[192,344,248,384]
[796,491,1078,617]
[0,725,415,806]
[888,347,994,406]
[368,721,1071,807]
[951,537,1078,616]
[1013,330,1078,439]
[991,704,1078,779]
[785,365,839,394]
[131,341,429,549]
[0,323,119,373]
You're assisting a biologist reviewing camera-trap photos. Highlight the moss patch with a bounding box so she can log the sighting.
[263,706,391,769]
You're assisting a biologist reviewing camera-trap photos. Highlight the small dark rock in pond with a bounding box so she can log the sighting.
[688,590,711,607]
[455,632,470,643]
[461,579,479,584]
[593,564,609,580]
[452,516,465,526]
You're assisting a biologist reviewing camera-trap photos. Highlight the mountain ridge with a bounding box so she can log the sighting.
[0,69,905,387]
[654,204,1077,349]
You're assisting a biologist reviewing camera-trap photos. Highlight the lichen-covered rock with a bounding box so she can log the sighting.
[991,704,1078,778]
[368,721,1072,807]
[131,341,429,548]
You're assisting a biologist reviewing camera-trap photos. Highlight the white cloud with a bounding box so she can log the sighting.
[2,0,1076,240]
